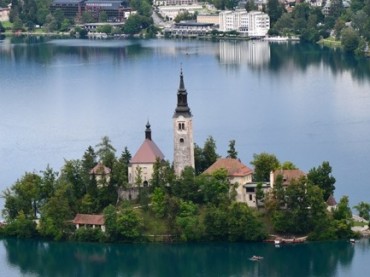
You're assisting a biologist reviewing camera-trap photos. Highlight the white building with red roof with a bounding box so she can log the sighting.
[204,158,254,204]
[128,122,165,186]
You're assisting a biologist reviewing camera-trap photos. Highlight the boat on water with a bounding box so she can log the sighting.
[350,238,356,244]
[249,255,263,261]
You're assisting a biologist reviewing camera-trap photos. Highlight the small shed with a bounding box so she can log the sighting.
[72,214,106,232]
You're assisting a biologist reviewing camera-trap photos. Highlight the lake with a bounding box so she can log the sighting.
[0,238,369,276]
[1,36,370,276]
[1,37,370,208]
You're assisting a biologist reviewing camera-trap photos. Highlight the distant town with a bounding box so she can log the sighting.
[0,0,369,54]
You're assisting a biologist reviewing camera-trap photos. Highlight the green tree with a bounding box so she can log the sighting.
[267,0,284,25]
[95,136,116,168]
[245,0,256,12]
[81,11,95,23]
[341,28,360,53]
[151,187,166,218]
[353,201,370,221]
[255,183,264,209]
[173,10,196,23]
[281,161,297,170]
[204,205,229,240]
[2,172,42,220]
[172,167,201,203]
[99,11,108,22]
[38,183,73,240]
[307,161,336,201]
[176,200,202,241]
[198,168,230,205]
[228,202,266,241]
[333,196,352,221]
[116,208,142,241]
[250,152,280,182]
[3,211,37,238]
[97,24,112,34]
[227,139,238,159]
[103,205,118,241]
[60,160,85,201]
[111,148,131,188]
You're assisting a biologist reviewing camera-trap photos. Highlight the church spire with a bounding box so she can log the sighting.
[174,69,191,117]
[145,121,151,140]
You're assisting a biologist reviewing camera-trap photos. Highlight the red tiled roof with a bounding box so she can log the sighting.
[326,195,337,206]
[72,214,105,225]
[130,139,164,164]
[90,163,111,175]
[203,158,253,177]
[273,169,306,185]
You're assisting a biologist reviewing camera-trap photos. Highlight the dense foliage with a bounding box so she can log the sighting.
[0,137,362,243]
[267,0,370,54]
[5,0,155,35]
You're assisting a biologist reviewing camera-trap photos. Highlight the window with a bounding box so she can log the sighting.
[249,194,252,201]
[178,122,185,130]
[180,138,184,143]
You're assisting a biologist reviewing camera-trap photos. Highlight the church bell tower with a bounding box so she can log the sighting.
[173,69,195,176]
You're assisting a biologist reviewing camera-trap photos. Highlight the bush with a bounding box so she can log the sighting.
[73,228,105,242]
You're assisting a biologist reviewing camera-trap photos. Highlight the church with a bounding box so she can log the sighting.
[128,69,195,186]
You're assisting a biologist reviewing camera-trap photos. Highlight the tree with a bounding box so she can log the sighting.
[198,169,230,205]
[2,172,42,220]
[176,200,202,241]
[99,11,108,22]
[245,0,256,12]
[111,148,131,188]
[103,204,118,241]
[281,161,297,170]
[116,208,142,241]
[38,183,73,240]
[0,22,4,33]
[123,14,152,35]
[255,183,264,209]
[81,11,95,24]
[173,10,196,23]
[267,0,284,25]
[307,161,336,201]
[227,139,238,159]
[194,136,220,175]
[341,28,360,53]
[333,196,352,221]
[250,152,280,182]
[228,202,266,241]
[95,136,116,168]
[151,187,166,218]
[353,201,370,221]
[204,205,229,241]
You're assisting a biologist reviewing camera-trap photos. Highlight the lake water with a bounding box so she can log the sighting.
[1,37,370,208]
[0,238,369,276]
[1,36,370,276]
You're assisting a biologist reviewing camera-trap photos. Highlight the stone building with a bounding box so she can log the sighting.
[173,70,195,176]
[128,122,165,186]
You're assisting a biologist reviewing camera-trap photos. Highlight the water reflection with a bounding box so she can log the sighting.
[1,37,369,83]
[2,238,365,276]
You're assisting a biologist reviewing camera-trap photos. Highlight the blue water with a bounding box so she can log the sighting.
[1,37,370,209]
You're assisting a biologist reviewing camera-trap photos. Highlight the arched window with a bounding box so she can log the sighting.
[180,138,184,143]
[178,122,185,130]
